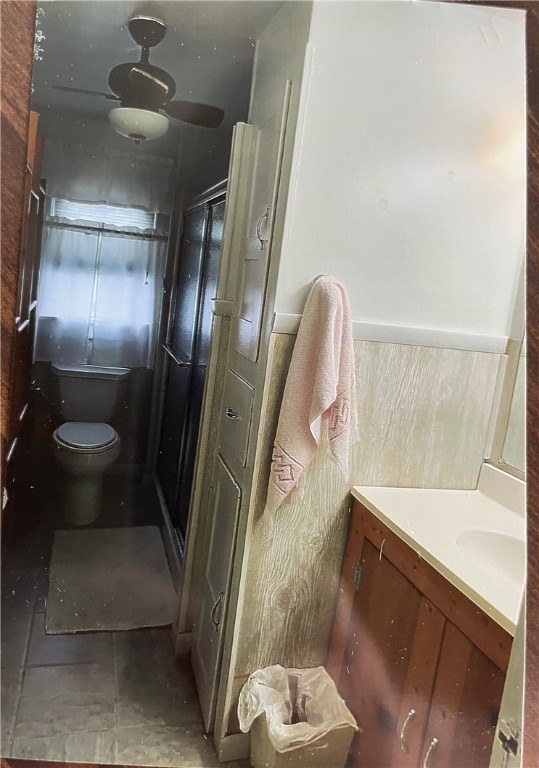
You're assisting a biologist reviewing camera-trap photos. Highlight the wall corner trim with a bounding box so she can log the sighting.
[272,312,507,353]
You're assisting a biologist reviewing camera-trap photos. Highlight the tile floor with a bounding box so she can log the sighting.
[1,433,248,767]
[1,596,238,766]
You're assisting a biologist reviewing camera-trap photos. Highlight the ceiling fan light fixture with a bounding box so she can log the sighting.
[109,107,169,143]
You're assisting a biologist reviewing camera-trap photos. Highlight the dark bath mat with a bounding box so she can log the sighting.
[46,526,177,633]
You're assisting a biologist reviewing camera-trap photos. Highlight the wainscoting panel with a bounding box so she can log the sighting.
[351,341,502,489]
[222,333,503,734]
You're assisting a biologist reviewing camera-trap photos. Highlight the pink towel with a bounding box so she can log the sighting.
[265,276,358,514]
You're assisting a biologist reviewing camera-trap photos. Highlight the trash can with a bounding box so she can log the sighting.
[238,665,358,768]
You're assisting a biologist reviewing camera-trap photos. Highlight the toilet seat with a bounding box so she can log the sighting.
[54,422,118,452]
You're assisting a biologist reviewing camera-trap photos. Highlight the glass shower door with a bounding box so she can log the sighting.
[175,198,225,537]
[156,191,226,546]
[156,206,207,540]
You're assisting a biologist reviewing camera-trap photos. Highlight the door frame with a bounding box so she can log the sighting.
[150,180,228,582]
[172,126,255,644]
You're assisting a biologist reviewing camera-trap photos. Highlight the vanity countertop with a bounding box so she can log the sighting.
[351,464,525,635]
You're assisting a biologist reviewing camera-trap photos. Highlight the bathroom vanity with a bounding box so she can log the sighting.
[327,465,525,768]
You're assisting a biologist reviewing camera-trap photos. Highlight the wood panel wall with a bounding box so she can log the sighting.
[223,335,505,735]
[350,343,502,489]
[0,1,37,478]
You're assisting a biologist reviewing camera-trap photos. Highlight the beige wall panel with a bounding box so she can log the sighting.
[223,333,503,734]
[224,334,350,732]
[352,341,503,488]
[235,431,350,674]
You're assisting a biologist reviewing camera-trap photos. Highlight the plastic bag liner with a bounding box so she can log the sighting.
[238,665,358,753]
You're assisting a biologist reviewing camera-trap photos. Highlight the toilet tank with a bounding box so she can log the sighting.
[52,364,130,422]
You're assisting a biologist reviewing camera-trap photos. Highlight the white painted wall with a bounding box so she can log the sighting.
[276,1,526,348]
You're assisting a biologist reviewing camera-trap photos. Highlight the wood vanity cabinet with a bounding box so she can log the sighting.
[327,501,512,768]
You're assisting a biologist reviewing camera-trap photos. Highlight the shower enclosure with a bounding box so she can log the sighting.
[156,181,227,551]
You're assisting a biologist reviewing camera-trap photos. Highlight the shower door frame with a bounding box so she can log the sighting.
[152,180,228,581]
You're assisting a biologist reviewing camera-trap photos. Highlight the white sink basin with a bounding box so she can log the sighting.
[456,529,525,586]
[351,464,526,634]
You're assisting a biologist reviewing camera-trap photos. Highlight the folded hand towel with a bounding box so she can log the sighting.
[265,276,358,514]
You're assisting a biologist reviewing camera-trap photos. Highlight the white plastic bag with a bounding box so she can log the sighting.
[238,665,358,753]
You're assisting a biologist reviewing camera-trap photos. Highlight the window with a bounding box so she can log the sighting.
[50,198,156,230]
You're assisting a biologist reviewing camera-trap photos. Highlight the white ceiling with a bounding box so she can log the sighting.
[32,0,283,157]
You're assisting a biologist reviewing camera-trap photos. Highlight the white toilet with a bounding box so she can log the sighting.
[51,363,130,525]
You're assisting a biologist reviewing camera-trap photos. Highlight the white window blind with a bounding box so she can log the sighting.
[51,198,155,230]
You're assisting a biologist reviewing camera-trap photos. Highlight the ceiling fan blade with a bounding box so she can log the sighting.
[109,62,175,103]
[52,85,119,100]
[164,100,224,128]
[129,67,169,99]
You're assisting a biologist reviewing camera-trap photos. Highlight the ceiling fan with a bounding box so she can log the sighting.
[53,15,225,143]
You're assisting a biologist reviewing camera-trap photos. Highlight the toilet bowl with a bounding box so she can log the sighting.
[53,422,121,525]
[50,364,130,526]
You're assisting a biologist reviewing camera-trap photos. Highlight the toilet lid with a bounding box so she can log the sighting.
[56,422,117,449]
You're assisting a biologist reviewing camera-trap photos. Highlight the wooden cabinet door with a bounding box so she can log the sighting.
[334,538,445,767]
[420,622,506,768]
[328,501,510,768]
[192,454,241,732]
[232,81,291,364]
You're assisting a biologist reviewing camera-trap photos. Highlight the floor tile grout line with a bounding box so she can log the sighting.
[24,659,115,669]
[8,589,40,754]
[112,630,120,764]
[10,726,118,741]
